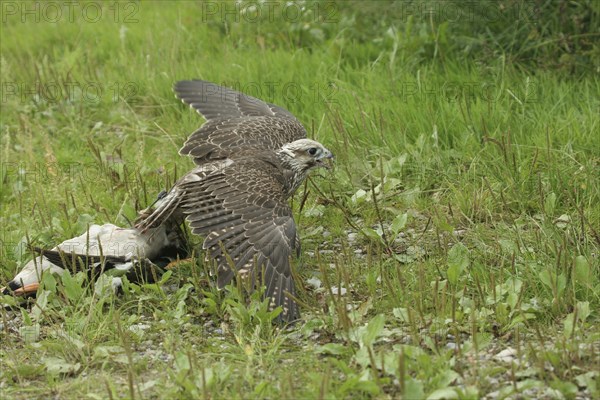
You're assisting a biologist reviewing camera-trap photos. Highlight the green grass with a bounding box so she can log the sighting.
[1,1,599,399]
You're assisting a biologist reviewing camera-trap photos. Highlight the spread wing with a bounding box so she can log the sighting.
[135,162,227,231]
[178,154,301,322]
[174,80,307,165]
[174,79,299,120]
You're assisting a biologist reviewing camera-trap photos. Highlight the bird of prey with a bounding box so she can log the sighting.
[2,222,186,296]
[136,80,333,322]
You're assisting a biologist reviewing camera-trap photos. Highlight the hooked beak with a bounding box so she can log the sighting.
[316,150,334,170]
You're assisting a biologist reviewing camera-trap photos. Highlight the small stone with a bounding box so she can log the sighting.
[494,347,518,363]
[306,277,322,289]
[446,342,458,350]
[453,229,466,237]
[331,286,347,296]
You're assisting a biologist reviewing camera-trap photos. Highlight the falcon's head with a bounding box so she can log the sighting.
[278,139,334,172]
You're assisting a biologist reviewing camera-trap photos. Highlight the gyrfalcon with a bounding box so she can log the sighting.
[136,80,333,322]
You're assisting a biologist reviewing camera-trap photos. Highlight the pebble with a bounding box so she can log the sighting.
[132,324,150,331]
[494,347,518,363]
[330,286,347,296]
[306,277,322,289]
[453,229,466,237]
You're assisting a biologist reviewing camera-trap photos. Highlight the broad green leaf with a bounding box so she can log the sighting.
[13,236,28,262]
[43,356,81,376]
[174,351,190,372]
[157,270,173,285]
[139,379,158,393]
[575,371,598,392]
[353,346,370,368]
[507,291,519,309]
[544,192,556,216]
[448,243,469,270]
[20,308,32,326]
[447,264,462,285]
[303,204,325,217]
[554,214,570,229]
[539,268,552,289]
[404,378,425,399]
[362,314,385,347]
[564,312,576,337]
[315,343,351,355]
[507,312,537,330]
[549,379,578,397]
[574,256,591,285]
[499,239,517,254]
[556,273,567,297]
[575,301,590,322]
[351,189,368,204]
[391,213,408,235]
[93,345,125,360]
[0,295,18,307]
[495,303,509,325]
[362,227,383,243]
[31,290,50,321]
[427,387,459,399]
[75,213,94,232]
[435,218,454,233]
[432,369,460,389]
[339,374,380,395]
[40,271,57,293]
[447,243,469,285]
[174,283,193,320]
[60,270,83,301]
[393,307,410,322]
[383,153,408,175]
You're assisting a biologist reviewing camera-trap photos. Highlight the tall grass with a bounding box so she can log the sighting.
[1,1,598,398]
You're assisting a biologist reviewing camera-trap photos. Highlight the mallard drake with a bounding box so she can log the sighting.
[2,222,186,296]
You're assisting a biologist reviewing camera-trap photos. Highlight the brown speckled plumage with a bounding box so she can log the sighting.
[175,80,307,165]
[136,80,333,322]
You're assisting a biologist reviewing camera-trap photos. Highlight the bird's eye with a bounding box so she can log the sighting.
[308,147,318,155]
